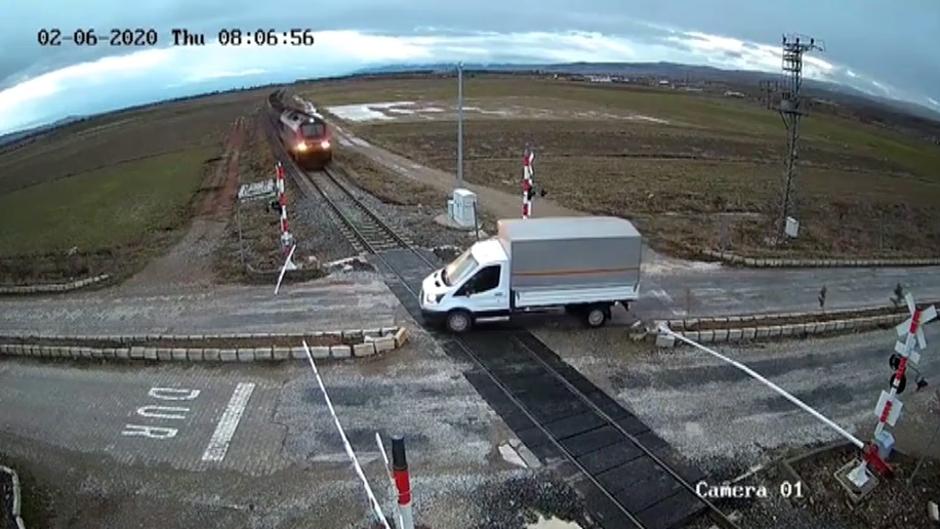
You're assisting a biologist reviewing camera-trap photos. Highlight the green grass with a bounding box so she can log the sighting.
[0,147,212,256]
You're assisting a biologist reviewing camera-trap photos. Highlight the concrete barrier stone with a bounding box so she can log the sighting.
[129,347,145,359]
[363,328,383,338]
[655,333,676,348]
[698,330,715,343]
[187,350,204,362]
[393,327,409,348]
[769,325,783,337]
[100,348,116,359]
[310,346,330,359]
[713,329,729,342]
[144,347,158,360]
[353,342,375,357]
[273,347,292,360]
[156,348,172,361]
[380,327,397,336]
[331,344,351,358]
[203,348,220,362]
[219,349,237,362]
[755,327,770,339]
[237,349,255,362]
[373,336,396,353]
[682,331,700,341]
[291,346,307,360]
[171,349,187,361]
[780,325,794,337]
[728,329,743,341]
[342,329,364,341]
[254,347,273,361]
[324,330,343,341]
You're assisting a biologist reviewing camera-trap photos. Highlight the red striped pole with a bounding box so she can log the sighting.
[276,162,293,252]
[391,436,414,529]
[522,148,534,219]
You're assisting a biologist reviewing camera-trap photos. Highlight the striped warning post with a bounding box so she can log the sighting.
[276,162,293,252]
[522,148,534,219]
[392,436,415,529]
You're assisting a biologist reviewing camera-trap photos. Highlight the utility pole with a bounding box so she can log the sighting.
[775,34,823,241]
[457,62,464,189]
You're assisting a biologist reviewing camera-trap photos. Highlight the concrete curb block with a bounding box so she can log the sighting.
[0,464,25,529]
[662,311,913,348]
[701,249,940,268]
[0,273,110,295]
[0,326,410,364]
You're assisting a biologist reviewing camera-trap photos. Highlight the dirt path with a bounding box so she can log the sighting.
[331,123,582,219]
[123,117,246,289]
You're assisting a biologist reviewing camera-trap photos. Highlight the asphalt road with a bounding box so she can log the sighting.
[0,330,548,529]
[537,324,940,476]
[0,271,399,336]
[636,258,940,320]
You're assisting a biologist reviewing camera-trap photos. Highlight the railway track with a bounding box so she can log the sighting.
[295,165,414,254]
[269,119,737,529]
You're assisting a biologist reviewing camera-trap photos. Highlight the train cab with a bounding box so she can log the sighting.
[279,111,332,169]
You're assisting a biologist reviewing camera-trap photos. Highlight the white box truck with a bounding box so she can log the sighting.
[420,216,642,332]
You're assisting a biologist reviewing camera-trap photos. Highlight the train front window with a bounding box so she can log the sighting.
[300,122,325,138]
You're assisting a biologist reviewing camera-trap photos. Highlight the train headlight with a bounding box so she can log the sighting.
[295,142,308,152]
[320,140,331,150]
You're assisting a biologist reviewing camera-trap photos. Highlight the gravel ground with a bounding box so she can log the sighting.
[289,176,359,264]
[789,445,940,529]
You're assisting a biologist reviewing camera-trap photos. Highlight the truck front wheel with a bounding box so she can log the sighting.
[584,305,609,328]
[446,310,472,333]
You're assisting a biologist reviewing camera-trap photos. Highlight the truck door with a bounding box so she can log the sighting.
[455,265,509,316]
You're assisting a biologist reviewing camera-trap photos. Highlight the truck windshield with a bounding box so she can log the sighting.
[442,249,478,286]
[300,122,325,138]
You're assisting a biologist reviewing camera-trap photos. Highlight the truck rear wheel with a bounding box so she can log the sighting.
[446,310,472,333]
[584,305,609,328]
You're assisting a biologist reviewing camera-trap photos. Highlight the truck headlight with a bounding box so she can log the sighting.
[424,292,444,305]
[320,139,331,150]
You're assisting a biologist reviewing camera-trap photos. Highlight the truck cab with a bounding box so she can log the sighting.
[420,239,510,332]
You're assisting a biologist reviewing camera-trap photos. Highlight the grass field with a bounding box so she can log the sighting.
[0,91,258,283]
[0,147,211,256]
[305,75,940,258]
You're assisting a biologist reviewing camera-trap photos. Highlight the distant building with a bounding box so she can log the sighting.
[587,75,612,83]
[658,79,671,87]
[723,90,745,98]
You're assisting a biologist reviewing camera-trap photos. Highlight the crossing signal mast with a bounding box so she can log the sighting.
[773,34,824,241]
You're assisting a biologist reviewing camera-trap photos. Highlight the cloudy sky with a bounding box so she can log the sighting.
[1,0,938,134]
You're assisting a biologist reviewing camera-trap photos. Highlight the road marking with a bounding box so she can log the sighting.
[149,387,201,401]
[122,424,178,439]
[201,382,255,462]
[137,405,190,420]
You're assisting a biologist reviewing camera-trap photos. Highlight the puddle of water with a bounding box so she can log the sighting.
[526,514,583,529]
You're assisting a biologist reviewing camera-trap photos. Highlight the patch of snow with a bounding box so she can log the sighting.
[628,114,670,125]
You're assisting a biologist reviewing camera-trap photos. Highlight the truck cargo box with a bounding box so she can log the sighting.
[497,217,641,307]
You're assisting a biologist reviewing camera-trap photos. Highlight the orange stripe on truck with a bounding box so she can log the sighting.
[514,266,640,277]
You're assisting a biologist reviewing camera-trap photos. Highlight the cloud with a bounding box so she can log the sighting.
[0,27,928,135]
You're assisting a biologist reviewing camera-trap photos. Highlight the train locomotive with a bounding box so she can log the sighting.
[278,109,333,169]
